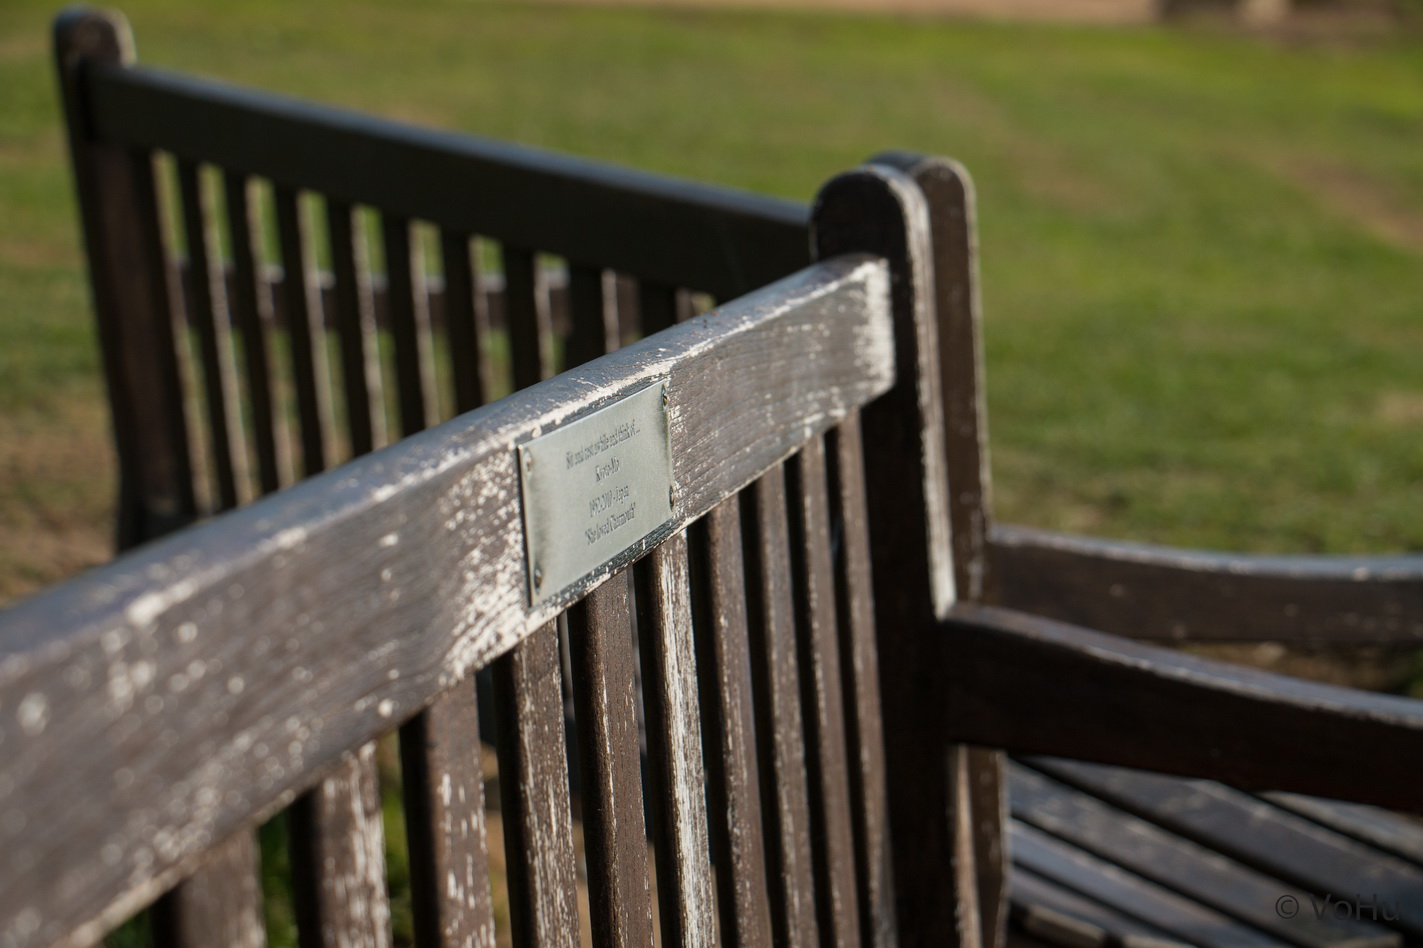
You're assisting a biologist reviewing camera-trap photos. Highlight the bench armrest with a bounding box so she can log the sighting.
[991,525,1423,645]
[940,603,1423,812]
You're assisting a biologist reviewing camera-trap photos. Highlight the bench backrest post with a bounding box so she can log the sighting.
[53,7,196,549]
[812,165,981,948]
[869,152,1009,948]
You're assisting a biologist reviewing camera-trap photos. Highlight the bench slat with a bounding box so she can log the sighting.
[439,230,493,415]
[787,439,864,948]
[84,63,811,301]
[1263,793,1423,867]
[1009,763,1398,948]
[825,415,897,948]
[1010,867,1188,948]
[150,831,267,948]
[636,535,717,947]
[493,626,580,948]
[382,214,438,434]
[327,198,386,457]
[0,254,891,948]
[175,158,248,510]
[223,171,287,495]
[744,467,823,948]
[567,575,656,948]
[1026,757,1423,939]
[289,746,393,948]
[399,680,498,948]
[504,244,553,389]
[1011,823,1280,948]
[273,183,333,476]
[689,498,776,948]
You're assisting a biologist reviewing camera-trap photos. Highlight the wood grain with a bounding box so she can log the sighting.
[993,524,1423,645]
[328,199,386,457]
[687,499,775,948]
[943,603,1423,810]
[635,536,716,947]
[567,574,655,948]
[813,165,977,948]
[0,255,890,948]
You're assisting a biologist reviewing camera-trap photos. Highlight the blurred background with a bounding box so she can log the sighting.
[2,0,1422,642]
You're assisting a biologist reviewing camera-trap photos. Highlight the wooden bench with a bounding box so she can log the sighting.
[7,7,1421,948]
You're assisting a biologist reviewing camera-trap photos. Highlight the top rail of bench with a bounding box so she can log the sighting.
[0,253,890,948]
[78,59,811,301]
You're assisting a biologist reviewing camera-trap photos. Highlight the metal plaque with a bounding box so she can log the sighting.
[518,381,675,605]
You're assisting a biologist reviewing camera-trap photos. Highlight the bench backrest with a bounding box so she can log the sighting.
[4,10,1002,948]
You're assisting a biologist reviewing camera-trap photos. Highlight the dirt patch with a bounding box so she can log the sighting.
[1268,156,1423,254]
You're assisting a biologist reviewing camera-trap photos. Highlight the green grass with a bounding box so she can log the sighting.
[3,0,1422,586]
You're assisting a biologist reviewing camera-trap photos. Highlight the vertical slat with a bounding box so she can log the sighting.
[272,184,332,476]
[688,498,775,948]
[54,8,197,547]
[400,679,498,948]
[327,199,385,456]
[382,214,437,435]
[290,745,392,948]
[175,158,247,511]
[813,166,978,948]
[151,831,266,948]
[741,469,821,948]
[440,231,491,415]
[223,171,286,495]
[871,152,1007,948]
[503,245,553,387]
[567,574,656,948]
[826,414,898,948]
[634,534,716,948]
[493,623,580,948]
[565,264,620,368]
[637,282,678,336]
[786,439,863,948]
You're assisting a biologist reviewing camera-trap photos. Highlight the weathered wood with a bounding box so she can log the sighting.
[785,439,863,948]
[1263,792,1423,867]
[1010,823,1280,948]
[741,468,822,948]
[327,199,386,457]
[1009,764,1396,948]
[439,231,491,414]
[871,152,1007,948]
[687,499,775,948]
[567,574,655,948]
[54,8,196,547]
[634,535,716,948]
[273,184,332,476]
[222,171,287,495]
[84,62,811,300]
[813,165,976,948]
[1025,756,1423,939]
[492,624,580,948]
[0,254,892,948]
[823,415,896,948]
[992,525,1423,645]
[150,831,266,948]
[1009,868,1187,948]
[176,158,248,511]
[565,265,620,368]
[399,679,498,948]
[382,214,437,433]
[504,246,553,388]
[289,746,393,948]
[942,603,1423,811]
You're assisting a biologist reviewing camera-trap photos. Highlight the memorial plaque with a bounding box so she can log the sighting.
[518,380,676,605]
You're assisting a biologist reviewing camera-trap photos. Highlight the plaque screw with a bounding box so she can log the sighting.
[533,566,544,589]
[662,388,670,408]
[523,453,533,474]
[668,485,678,508]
